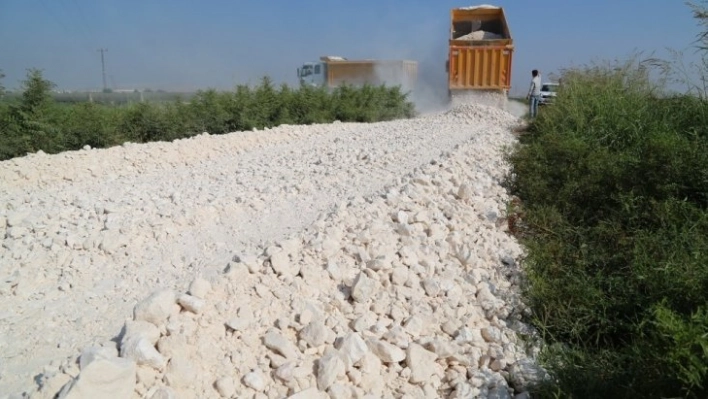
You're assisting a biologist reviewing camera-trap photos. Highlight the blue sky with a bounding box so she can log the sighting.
[0,1,703,96]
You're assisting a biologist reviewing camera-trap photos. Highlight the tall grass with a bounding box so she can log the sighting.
[505,58,708,398]
[0,73,415,161]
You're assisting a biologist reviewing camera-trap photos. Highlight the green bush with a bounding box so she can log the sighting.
[54,102,121,149]
[0,70,416,161]
[506,59,708,398]
[0,68,65,157]
[188,88,231,134]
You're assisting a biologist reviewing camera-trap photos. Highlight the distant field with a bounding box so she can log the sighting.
[2,91,197,104]
[0,91,529,106]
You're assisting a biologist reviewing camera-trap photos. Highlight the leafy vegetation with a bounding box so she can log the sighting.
[0,73,414,161]
[504,5,708,395]
[0,69,5,97]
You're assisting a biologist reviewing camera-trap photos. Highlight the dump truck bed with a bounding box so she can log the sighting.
[447,6,514,92]
[325,60,418,90]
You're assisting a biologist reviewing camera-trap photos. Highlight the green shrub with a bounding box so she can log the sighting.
[188,88,231,134]
[0,69,5,97]
[55,102,121,149]
[119,102,173,143]
[0,68,64,157]
[290,85,334,124]
[506,59,708,398]
[0,72,415,161]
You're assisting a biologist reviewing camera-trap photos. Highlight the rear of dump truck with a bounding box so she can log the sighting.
[324,58,418,92]
[447,5,514,106]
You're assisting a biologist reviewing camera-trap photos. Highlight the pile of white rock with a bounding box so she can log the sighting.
[456,31,504,41]
[26,104,547,399]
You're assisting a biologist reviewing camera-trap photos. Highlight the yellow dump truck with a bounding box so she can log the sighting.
[446,5,514,101]
[298,56,418,92]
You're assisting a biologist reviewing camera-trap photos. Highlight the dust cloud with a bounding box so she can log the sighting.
[506,100,528,118]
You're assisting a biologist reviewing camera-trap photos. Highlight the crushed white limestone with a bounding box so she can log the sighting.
[456,31,504,41]
[1,102,547,398]
[458,5,500,11]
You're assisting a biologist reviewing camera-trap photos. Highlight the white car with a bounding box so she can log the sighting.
[539,82,559,105]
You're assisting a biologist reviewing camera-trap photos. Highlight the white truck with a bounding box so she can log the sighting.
[297,56,418,91]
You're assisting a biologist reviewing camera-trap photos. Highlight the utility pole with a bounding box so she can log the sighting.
[97,48,108,92]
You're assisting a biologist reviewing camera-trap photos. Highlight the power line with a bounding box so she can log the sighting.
[69,0,94,40]
[39,0,95,56]
[98,48,108,91]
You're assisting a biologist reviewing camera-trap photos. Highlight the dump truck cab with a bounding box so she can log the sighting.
[297,56,350,88]
[297,62,326,87]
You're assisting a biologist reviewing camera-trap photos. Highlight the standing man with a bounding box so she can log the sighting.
[526,69,542,118]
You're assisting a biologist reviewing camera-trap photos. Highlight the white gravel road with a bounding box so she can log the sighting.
[0,101,543,398]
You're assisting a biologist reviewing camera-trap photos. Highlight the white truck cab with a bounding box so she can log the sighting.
[297,56,348,88]
[539,82,559,105]
[296,56,417,91]
[297,62,325,87]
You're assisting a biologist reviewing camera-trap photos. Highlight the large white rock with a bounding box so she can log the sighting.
[403,315,424,338]
[391,267,409,287]
[338,333,369,368]
[422,278,441,297]
[35,371,72,399]
[79,346,118,370]
[350,314,375,332]
[481,326,502,343]
[270,251,299,278]
[287,387,328,399]
[455,327,486,347]
[225,317,251,332]
[350,272,375,303]
[58,357,136,399]
[188,276,211,299]
[316,352,345,391]
[450,382,479,399]
[177,294,205,314]
[509,358,548,391]
[122,321,160,345]
[163,353,195,388]
[300,320,328,348]
[457,183,474,200]
[366,257,391,272]
[326,261,342,281]
[155,334,189,360]
[243,369,267,392]
[367,339,406,363]
[383,326,409,349]
[214,377,236,398]
[5,210,30,227]
[275,362,295,382]
[149,387,177,399]
[120,337,166,370]
[133,290,176,327]
[406,343,438,384]
[359,372,386,395]
[424,340,457,358]
[476,283,501,312]
[358,352,383,375]
[328,384,354,399]
[263,331,300,359]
